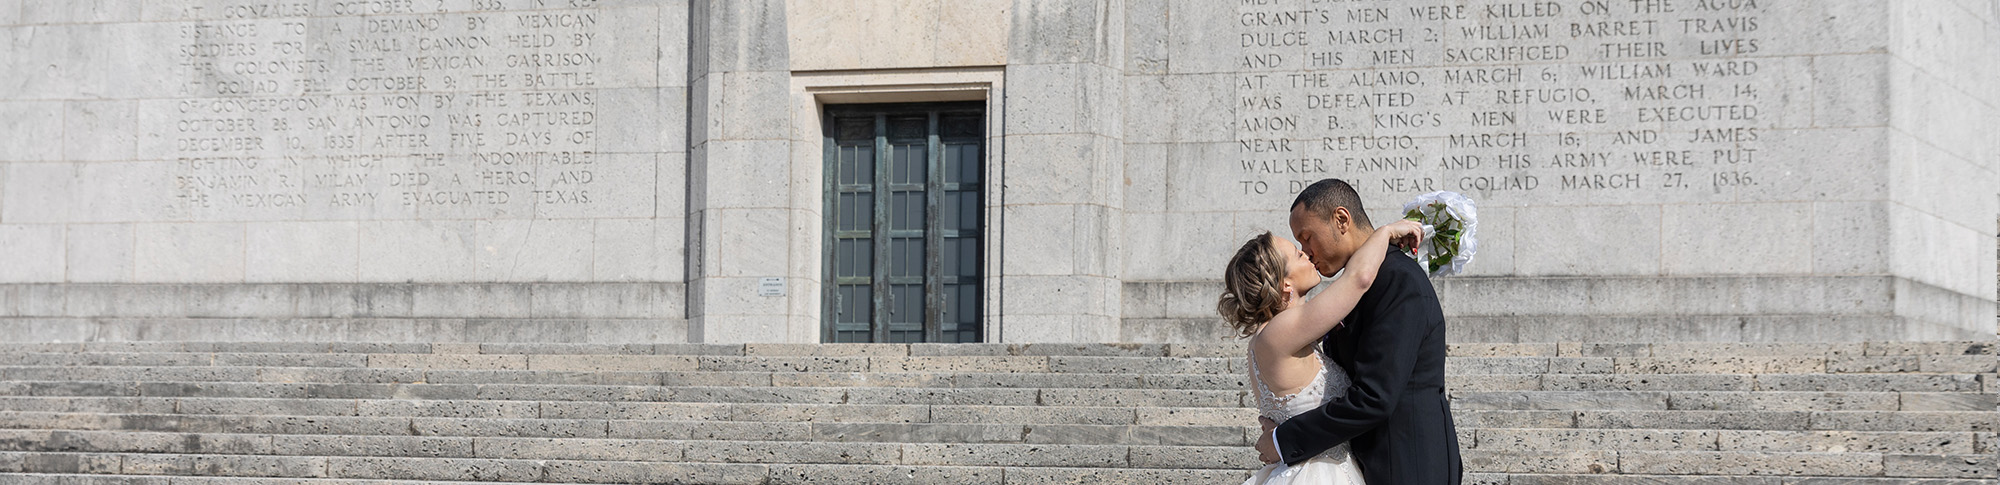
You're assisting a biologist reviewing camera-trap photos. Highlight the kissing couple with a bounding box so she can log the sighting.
[1220,179,1464,484]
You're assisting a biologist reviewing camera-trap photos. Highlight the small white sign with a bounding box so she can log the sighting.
[757,277,785,297]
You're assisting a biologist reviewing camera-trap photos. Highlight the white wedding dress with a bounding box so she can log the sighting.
[1244,347,1366,485]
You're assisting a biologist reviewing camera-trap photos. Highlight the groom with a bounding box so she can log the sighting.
[1256,179,1462,483]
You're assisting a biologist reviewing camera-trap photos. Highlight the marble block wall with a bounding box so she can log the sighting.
[0,0,1993,343]
[1119,0,2000,342]
[997,0,1127,342]
[0,0,692,342]
[685,0,799,343]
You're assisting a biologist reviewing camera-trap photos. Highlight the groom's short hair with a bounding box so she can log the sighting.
[1292,179,1372,229]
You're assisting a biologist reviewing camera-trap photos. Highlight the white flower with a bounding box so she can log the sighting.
[1401,191,1479,277]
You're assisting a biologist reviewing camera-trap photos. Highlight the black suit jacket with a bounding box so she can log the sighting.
[1275,247,1462,484]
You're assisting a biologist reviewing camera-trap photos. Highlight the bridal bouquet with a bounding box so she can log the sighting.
[1402,191,1478,277]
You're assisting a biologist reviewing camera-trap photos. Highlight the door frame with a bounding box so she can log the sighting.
[790,68,1007,343]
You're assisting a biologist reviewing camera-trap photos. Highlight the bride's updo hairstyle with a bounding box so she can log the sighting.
[1217,232,1289,338]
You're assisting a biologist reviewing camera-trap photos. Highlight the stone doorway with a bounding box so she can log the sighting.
[822,102,986,343]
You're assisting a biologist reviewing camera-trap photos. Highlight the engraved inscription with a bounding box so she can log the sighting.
[1229,0,1773,203]
[154,0,628,221]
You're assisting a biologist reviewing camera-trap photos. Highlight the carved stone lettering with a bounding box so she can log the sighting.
[1228,0,1774,203]
[152,1,622,221]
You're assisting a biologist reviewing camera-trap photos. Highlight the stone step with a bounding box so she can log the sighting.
[3,390,1973,422]
[0,465,1259,485]
[1,350,1986,377]
[1448,341,1997,358]
[0,342,1986,482]
[0,423,1255,448]
[1467,427,1990,454]
[2,457,1991,484]
[3,474,489,485]
[0,430,1261,466]
[0,353,373,368]
[1608,450,1996,478]
[1487,475,1991,485]
[4,408,1984,439]
[2,340,1984,359]
[1534,373,1990,392]
[0,342,1250,358]
[0,366,1253,390]
[0,404,1265,433]
[3,367,1982,393]
[1458,410,1998,432]
[0,449,1264,481]
[1464,449,1997,477]
[0,382,1252,407]
[1450,390,1996,411]
[0,343,442,355]
[1446,355,1999,374]
[5,368,1932,396]
[0,353,1247,375]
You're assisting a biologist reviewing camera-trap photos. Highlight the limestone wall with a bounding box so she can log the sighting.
[0,0,691,342]
[0,0,1993,344]
[1119,0,2000,342]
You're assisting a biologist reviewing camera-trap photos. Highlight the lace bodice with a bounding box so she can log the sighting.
[1247,346,1361,481]
[1248,347,1352,422]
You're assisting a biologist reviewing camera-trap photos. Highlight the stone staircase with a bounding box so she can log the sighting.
[0,341,1987,484]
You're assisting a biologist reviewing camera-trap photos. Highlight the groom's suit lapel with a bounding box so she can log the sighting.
[1326,316,1358,369]
[1330,261,1392,371]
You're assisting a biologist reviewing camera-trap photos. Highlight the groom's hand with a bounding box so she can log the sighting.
[1256,417,1279,464]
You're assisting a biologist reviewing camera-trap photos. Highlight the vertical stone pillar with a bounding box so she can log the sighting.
[1883,2,1999,335]
[999,0,1126,342]
[1115,0,1244,342]
[686,0,805,342]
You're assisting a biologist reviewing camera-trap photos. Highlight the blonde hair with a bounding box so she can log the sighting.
[1217,232,1290,339]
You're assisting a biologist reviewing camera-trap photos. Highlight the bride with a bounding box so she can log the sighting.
[1218,220,1422,485]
